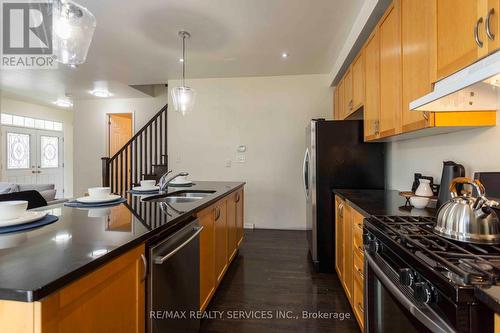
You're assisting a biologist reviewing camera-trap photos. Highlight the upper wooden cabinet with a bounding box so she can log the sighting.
[333,86,340,120]
[437,0,500,80]
[351,50,365,112]
[379,0,402,138]
[487,0,500,53]
[401,0,435,132]
[338,78,345,120]
[343,68,353,117]
[364,30,381,141]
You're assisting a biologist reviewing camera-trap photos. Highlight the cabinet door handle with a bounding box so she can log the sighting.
[140,254,147,282]
[215,207,221,221]
[475,17,484,47]
[357,223,363,230]
[356,266,365,279]
[357,245,364,253]
[357,302,364,314]
[338,203,344,217]
[486,8,496,40]
[235,193,240,203]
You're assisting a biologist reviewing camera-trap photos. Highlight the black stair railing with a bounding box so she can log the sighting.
[101,104,168,195]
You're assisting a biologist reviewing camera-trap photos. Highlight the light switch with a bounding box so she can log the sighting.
[225,159,232,168]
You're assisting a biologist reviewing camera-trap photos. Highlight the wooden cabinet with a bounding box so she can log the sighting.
[379,0,402,138]
[364,30,381,141]
[487,0,500,53]
[333,87,340,120]
[401,0,435,132]
[199,206,216,311]
[352,50,365,112]
[235,189,244,247]
[342,203,353,302]
[214,201,228,284]
[227,193,238,262]
[0,245,147,333]
[198,187,244,311]
[334,197,344,279]
[335,196,365,331]
[338,78,345,120]
[344,68,353,118]
[436,0,499,80]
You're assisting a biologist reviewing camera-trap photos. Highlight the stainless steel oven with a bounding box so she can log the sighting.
[364,251,456,333]
[147,218,203,333]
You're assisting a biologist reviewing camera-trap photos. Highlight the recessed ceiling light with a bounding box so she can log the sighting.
[54,98,73,108]
[281,52,289,59]
[90,89,113,98]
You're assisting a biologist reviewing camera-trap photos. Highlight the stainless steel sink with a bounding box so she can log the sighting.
[143,190,215,204]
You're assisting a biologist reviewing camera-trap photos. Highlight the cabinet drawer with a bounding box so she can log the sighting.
[352,209,364,256]
[353,249,364,281]
[353,271,364,330]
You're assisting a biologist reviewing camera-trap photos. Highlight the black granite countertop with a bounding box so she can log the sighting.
[333,189,436,218]
[475,286,500,314]
[0,181,244,302]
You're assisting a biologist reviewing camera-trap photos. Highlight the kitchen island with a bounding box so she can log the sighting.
[0,181,244,332]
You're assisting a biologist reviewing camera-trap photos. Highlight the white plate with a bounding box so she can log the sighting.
[131,185,160,192]
[76,194,122,204]
[0,211,48,227]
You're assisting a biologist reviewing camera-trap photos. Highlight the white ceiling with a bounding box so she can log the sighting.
[0,0,364,106]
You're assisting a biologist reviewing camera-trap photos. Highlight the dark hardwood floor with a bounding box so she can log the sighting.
[199,229,361,333]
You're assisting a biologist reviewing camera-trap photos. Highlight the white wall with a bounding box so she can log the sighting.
[387,116,500,190]
[0,96,74,197]
[73,86,168,196]
[168,75,331,230]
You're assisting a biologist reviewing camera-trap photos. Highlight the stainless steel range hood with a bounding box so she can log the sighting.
[410,51,500,112]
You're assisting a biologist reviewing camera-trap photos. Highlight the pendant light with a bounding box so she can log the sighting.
[53,0,96,67]
[171,31,196,115]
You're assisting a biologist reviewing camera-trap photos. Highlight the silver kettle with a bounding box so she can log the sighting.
[434,177,500,244]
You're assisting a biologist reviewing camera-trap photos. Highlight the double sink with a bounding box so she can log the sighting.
[143,190,216,204]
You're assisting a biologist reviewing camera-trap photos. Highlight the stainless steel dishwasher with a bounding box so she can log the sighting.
[147,218,202,333]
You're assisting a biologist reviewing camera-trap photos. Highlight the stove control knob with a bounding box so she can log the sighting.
[399,268,414,287]
[367,239,381,254]
[414,282,432,303]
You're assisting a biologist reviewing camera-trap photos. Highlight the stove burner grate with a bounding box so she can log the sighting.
[369,215,500,286]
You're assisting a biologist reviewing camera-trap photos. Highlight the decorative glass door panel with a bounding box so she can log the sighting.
[2,126,64,198]
[7,132,30,169]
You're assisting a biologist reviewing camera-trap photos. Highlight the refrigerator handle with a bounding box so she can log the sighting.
[303,148,310,199]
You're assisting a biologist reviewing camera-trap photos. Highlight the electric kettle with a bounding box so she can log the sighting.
[437,161,465,208]
[434,177,500,244]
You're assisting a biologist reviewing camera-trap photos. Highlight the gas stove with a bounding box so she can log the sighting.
[363,215,497,333]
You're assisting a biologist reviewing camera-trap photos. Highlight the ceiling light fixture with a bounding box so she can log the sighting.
[281,52,289,59]
[179,58,184,63]
[54,97,73,108]
[90,89,112,98]
[171,31,196,115]
[53,0,96,67]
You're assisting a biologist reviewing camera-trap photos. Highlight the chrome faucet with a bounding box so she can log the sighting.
[158,171,189,192]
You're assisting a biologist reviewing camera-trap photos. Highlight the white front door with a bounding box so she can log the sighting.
[1,126,64,198]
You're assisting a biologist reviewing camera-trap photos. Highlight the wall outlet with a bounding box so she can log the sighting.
[238,155,246,163]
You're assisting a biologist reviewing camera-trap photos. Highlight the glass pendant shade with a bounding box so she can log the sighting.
[171,86,196,115]
[53,0,96,66]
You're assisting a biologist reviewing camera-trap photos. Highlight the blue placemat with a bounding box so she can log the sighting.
[0,214,59,234]
[64,197,127,208]
[128,189,160,195]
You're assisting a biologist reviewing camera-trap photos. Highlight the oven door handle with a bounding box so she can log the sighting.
[365,252,457,333]
[154,226,203,264]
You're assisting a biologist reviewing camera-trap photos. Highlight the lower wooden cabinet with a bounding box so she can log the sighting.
[335,196,365,331]
[0,245,146,333]
[198,187,245,311]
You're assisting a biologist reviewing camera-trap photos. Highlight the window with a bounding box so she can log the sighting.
[0,113,63,132]
[7,132,30,169]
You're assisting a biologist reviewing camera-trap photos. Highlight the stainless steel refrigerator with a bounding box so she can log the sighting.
[304,119,385,272]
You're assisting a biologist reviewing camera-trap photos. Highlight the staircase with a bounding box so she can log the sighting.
[101,104,168,195]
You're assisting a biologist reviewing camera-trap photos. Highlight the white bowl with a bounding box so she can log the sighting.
[88,187,111,199]
[0,201,28,221]
[140,180,156,188]
[410,196,430,209]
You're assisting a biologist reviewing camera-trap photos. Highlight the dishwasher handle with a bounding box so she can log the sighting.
[154,226,204,265]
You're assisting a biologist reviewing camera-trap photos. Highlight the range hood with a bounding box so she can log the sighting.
[410,51,500,112]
